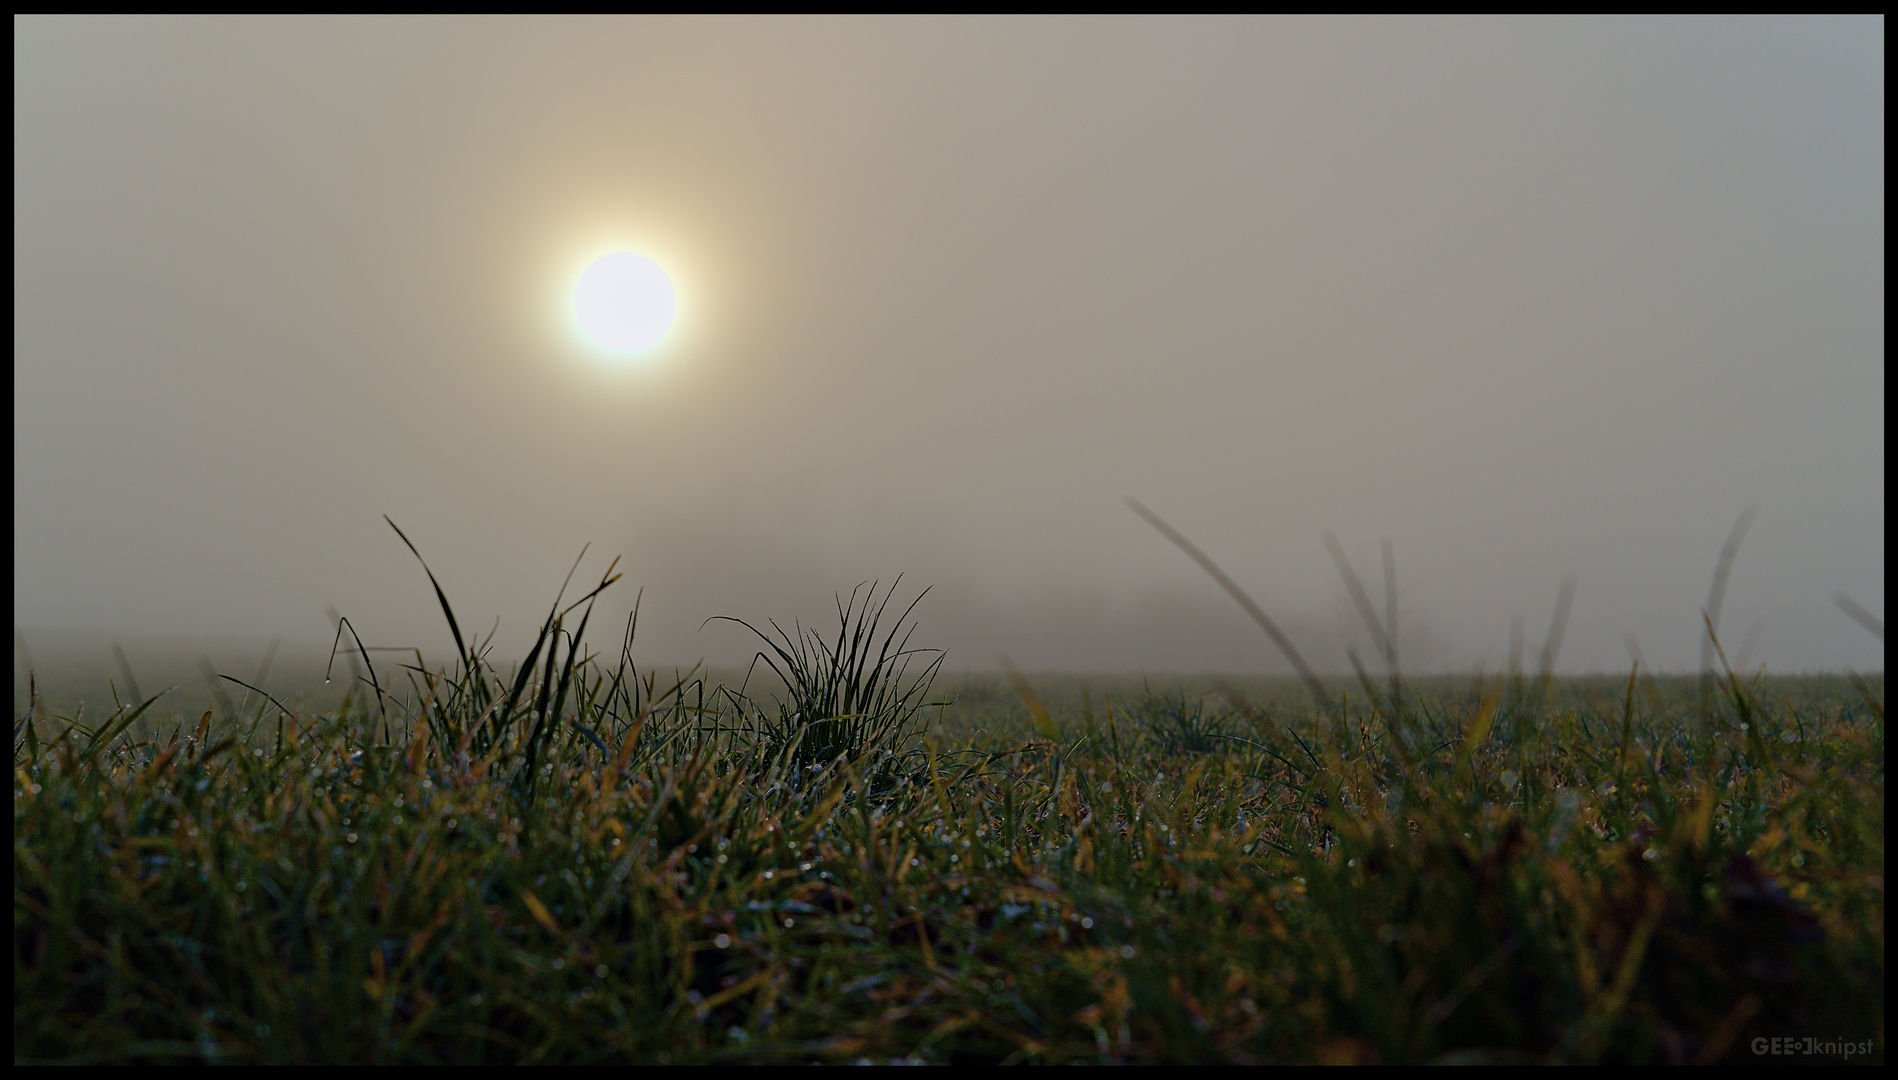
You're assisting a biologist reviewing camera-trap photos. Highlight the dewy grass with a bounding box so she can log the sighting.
[709,577,948,786]
[13,523,1886,1064]
[1125,681,1236,756]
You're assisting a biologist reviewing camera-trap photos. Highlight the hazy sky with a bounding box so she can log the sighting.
[15,16,1884,678]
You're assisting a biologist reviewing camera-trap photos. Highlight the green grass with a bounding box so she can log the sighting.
[14,520,1885,1063]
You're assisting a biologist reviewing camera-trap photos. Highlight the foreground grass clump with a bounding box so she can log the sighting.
[13,532,1885,1063]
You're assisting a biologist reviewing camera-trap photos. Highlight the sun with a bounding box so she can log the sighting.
[574,252,677,352]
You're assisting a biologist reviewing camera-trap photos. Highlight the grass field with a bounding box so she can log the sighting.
[14,530,1885,1063]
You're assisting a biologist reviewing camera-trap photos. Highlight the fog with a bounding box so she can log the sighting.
[15,17,1884,684]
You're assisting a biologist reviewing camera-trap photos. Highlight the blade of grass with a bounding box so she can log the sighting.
[1128,498,1336,719]
[1831,592,1883,641]
[1000,657,1061,741]
[197,656,240,724]
[1324,534,1392,661]
[110,643,145,705]
[385,516,471,670]
[1536,574,1578,692]
[75,687,174,767]
[1700,507,1757,714]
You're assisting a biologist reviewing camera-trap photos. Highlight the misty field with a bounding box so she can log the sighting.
[14,547,1885,1064]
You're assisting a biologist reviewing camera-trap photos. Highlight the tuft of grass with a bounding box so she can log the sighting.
[1126,682,1235,756]
[709,577,949,785]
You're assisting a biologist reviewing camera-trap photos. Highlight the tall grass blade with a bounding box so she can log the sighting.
[1001,658,1061,741]
[217,674,295,727]
[1536,574,1577,686]
[1128,498,1336,718]
[1382,538,1400,677]
[14,630,38,696]
[1703,612,1774,770]
[1324,534,1392,660]
[1507,614,1525,705]
[1509,574,1576,740]
[110,643,144,704]
[324,604,365,688]
[1700,506,1757,714]
[251,636,281,696]
[197,656,240,722]
[1325,534,1413,745]
[1732,616,1766,680]
[1832,592,1884,641]
[384,516,471,669]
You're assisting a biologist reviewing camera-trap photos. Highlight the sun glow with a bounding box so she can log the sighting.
[574,252,677,352]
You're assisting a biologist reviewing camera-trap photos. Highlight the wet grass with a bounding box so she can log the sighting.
[13,518,1884,1063]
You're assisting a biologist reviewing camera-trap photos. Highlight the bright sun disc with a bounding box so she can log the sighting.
[575,252,676,351]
